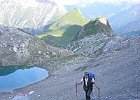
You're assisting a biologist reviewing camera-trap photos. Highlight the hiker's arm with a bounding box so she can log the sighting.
[76,81,82,85]
[76,78,83,85]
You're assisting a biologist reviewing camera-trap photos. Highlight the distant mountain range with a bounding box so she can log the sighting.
[65,1,133,19]
[0,0,140,37]
[0,0,67,29]
[109,4,140,36]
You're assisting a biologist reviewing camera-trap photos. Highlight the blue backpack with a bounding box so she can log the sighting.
[88,72,95,80]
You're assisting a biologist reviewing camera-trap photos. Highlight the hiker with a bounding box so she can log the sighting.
[76,72,99,100]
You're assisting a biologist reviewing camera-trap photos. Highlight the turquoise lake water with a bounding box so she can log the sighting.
[0,66,48,93]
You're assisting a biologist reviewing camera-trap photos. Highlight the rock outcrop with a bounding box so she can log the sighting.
[68,17,114,57]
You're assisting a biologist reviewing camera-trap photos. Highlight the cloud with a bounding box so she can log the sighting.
[50,0,78,5]
[35,0,51,3]
[1,0,140,5]
[50,0,140,6]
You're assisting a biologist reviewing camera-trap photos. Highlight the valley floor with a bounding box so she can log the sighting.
[0,38,140,100]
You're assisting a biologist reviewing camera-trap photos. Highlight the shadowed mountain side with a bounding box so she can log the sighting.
[23,23,53,35]
[0,66,30,76]
[42,25,82,48]
[115,20,140,36]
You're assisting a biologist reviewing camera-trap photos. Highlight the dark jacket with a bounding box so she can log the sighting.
[83,76,93,90]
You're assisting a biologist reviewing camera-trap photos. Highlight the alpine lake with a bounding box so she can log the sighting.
[0,66,48,93]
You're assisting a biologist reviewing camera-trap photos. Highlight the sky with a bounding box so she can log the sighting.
[1,0,140,7]
[50,0,140,5]
[2,0,139,5]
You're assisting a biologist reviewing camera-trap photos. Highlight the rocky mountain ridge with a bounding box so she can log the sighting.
[68,17,114,57]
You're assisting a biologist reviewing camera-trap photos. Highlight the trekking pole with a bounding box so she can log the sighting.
[76,82,78,100]
[94,82,100,91]
[94,83,101,100]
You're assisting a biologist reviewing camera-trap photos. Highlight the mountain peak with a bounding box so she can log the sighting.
[70,8,81,13]
[46,8,88,33]
[86,17,114,36]
[97,16,108,25]
[54,8,88,26]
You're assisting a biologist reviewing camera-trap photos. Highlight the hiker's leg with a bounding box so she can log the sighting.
[85,90,88,100]
[87,90,92,100]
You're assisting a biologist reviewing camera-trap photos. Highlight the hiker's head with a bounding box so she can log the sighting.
[84,72,89,78]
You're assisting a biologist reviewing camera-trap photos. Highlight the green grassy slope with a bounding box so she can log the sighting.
[37,8,89,48]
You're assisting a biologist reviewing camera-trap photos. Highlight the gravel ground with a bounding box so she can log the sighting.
[0,38,140,100]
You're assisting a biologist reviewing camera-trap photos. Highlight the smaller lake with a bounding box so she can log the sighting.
[0,66,48,93]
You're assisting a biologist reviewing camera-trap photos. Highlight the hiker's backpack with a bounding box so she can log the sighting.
[88,72,95,80]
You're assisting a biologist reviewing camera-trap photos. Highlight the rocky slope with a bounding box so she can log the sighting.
[0,35,139,100]
[0,0,67,29]
[0,25,71,67]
